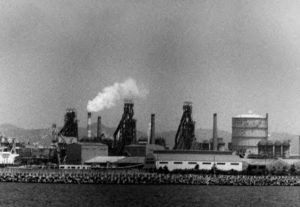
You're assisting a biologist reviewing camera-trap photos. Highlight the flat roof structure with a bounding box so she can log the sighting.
[153,150,241,162]
[154,150,233,155]
[115,156,145,164]
[84,156,125,164]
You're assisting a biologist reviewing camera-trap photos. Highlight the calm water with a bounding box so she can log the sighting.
[0,183,299,207]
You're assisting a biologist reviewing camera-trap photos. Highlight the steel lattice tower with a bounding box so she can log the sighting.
[173,102,196,150]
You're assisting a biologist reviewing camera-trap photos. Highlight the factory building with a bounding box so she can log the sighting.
[123,144,164,157]
[193,138,226,151]
[153,150,243,171]
[258,140,291,158]
[232,113,268,154]
[66,142,108,164]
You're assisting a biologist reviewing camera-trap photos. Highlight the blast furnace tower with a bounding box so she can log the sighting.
[173,102,196,150]
[59,108,78,138]
[113,100,137,155]
[52,108,78,165]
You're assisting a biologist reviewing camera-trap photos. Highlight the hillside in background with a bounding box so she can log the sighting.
[0,123,299,154]
[0,123,146,146]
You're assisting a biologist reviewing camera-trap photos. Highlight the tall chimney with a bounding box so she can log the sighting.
[266,113,269,141]
[299,136,300,156]
[97,116,102,140]
[87,112,92,139]
[150,114,155,144]
[52,123,57,142]
[213,113,218,151]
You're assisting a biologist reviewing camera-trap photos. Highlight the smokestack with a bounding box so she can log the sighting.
[97,116,102,140]
[52,123,57,142]
[299,136,300,156]
[150,114,155,144]
[266,113,269,140]
[87,112,92,139]
[213,113,218,151]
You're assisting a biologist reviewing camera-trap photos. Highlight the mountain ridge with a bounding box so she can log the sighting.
[0,123,298,154]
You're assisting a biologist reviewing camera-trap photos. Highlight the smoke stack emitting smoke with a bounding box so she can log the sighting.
[87,78,148,112]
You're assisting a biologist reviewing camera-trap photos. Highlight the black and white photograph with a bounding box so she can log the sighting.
[1,0,300,206]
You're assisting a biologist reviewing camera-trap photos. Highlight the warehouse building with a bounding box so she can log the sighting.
[66,142,108,164]
[124,144,165,156]
[152,150,243,171]
[258,140,290,158]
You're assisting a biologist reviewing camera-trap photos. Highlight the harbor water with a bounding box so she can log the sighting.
[1,184,300,207]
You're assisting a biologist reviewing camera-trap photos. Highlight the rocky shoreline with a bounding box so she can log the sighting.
[0,169,299,186]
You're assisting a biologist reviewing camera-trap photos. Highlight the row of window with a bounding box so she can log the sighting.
[158,161,240,166]
[59,165,91,170]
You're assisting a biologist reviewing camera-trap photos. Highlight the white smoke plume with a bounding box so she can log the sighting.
[87,78,148,112]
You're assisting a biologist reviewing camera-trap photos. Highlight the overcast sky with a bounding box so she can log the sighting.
[1,0,300,134]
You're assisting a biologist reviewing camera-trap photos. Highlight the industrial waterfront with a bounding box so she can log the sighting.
[3,0,300,206]
[0,100,298,179]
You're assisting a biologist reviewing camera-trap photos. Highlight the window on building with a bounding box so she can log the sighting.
[202,162,211,165]
[230,163,240,165]
[188,162,197,165]
[174,162,183,164]
[159,162,168,164]
[217,163,225,165]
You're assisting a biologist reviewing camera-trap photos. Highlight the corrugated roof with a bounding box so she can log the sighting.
[155,153,242,162]
[84,156,125,163]
[234,113,264,118]
[154,150,232,155]
[115,156,145,164]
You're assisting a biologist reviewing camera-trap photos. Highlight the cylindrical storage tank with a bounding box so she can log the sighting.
[232,113,268,154]
[282,140,290,158]
[274,141,282,157]
[258,140,267,155]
